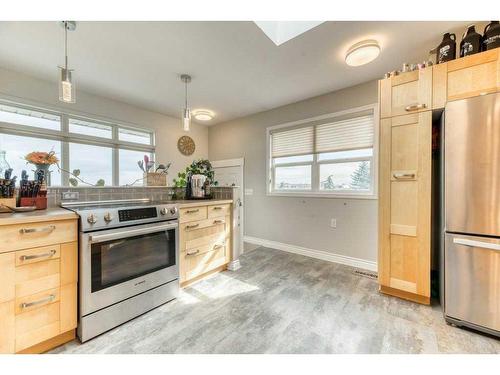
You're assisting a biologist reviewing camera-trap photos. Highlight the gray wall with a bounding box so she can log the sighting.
[208,80,379,263]
[0,67,208,183]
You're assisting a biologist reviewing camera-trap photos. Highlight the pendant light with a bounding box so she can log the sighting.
[58,21,76,103]
[181,74,191,131]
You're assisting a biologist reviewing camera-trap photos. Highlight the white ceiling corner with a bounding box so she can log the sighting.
[254,21,324,46]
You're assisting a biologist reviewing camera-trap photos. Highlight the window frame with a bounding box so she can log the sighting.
[0,99,155,187]
[266,104,378,199]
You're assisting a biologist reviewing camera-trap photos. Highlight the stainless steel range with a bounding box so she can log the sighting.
[62,199,179,342]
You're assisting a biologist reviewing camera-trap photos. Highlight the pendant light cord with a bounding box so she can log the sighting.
[64,23,68,69]
[185,80,188,109]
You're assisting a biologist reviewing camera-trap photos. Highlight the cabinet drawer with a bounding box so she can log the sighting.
[15,245,61,266]
[380,67,432,118]
[15,259,60,298]
[15,301,60,335]
[207,204,230,218]
[179,206,207,223]
[15,287,60,315]
[182,217,228,233]
[15,320,60,353]
[185,246,227,278]
[0,220,77,253]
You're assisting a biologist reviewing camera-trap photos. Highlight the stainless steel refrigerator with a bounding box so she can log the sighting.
[444,92,500,337]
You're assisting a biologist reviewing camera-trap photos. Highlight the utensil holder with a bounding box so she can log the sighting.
[20,197,47,210]
[143,172,167,187]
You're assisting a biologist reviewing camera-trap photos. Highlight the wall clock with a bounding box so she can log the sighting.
[177,135,196,156]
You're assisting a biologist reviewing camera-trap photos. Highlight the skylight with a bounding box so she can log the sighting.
[254,21,324,46]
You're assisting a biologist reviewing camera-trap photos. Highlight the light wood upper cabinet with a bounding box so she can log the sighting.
[378,112,432,304]
[447,49,500,101]
[379,67,433,118]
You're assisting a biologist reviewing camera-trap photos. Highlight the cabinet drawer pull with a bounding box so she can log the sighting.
[185,224,200,230]
[405,103,426,112]
[393,173,415,179]
[212,206,223,210]
[213,219,224,224]
[20,249,57,261]
[186,209,199,214]
[186,249,200,256]
[21,294,55,309]
[213,244,224,250]
[19,225,56,234]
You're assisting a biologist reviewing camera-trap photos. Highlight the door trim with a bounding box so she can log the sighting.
[211,158,245,261]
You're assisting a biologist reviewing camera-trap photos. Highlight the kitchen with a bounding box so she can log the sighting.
[0,3,499,371]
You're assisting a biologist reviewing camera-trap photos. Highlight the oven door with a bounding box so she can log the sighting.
[80,220,178,316]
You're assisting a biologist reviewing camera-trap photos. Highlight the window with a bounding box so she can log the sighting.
[119,149,153,186]
[268,105,377,198]
[0,133,62,186]
[0,104,60,131]
[0,100,155,187]
[69,143,113,186]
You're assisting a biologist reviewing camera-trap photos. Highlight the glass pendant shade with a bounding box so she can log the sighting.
[59,67,75,103]
[183,108,191,131]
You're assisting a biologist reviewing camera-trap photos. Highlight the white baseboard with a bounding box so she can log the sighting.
[243,235,377,272]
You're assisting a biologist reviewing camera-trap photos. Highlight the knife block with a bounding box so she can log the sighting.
[20,196,47,210]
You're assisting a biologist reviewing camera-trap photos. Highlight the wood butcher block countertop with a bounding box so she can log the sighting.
[0,207,78,226]
[0,200,230,226]
[175,199,232,208]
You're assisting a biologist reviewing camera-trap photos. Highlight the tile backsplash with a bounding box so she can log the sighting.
[47,186,235,207]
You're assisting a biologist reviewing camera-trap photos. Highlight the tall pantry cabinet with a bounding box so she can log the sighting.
[378,49,500,305]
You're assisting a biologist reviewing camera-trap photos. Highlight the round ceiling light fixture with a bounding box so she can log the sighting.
[193,109,215,121]
[345,39,380,67]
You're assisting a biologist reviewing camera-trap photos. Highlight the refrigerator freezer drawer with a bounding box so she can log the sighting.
[445,92,500,237]
[445,233,500,333]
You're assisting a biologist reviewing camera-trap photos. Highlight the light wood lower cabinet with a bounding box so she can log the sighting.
[0,219,78,353]
[179,203,232,287]
[378,112,431,304]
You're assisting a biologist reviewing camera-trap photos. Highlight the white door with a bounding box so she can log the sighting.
[212,159,244,269]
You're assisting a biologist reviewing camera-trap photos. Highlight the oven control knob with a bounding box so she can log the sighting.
[87,214,98,224]
[160,208,167,216]
[170,207,177,215]
[103,213,113,223]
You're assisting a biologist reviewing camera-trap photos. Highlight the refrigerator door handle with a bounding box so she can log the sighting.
[453,238,500,251]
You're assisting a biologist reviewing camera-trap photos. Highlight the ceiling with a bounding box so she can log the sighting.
[0,21,472,125]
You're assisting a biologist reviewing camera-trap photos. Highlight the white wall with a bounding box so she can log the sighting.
[208,80,379,266]
[0,67,208,183]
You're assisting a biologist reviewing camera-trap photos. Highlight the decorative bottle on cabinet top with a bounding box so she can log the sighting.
[482,21,500,51]
[460,25,482,57]
[437,33,456,63]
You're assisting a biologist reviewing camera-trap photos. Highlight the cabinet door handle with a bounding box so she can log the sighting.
[213,220,224,224]
[213,244,224,250]
[21,294,55,309]
[19,225,56,234]
[212,207,223,210]
[405,103,426,112]
[393,173,415,179]
[185,224,200,230]
[186,249,200,256]
[186,209,199,214]
[20,249,56,261]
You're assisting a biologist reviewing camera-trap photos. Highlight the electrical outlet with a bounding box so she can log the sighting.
[62,191,79,200]
[330,218,337,228]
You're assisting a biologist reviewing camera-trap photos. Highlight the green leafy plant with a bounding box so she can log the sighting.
[95,179,105,187]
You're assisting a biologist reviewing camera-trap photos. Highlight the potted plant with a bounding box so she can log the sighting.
[24,151,59,188]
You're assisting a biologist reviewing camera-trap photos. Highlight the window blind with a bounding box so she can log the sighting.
[271,112,374,158]
[271,126,314,158]
[316,115,374,153]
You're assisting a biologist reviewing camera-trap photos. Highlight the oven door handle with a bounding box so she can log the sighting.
[88,222,178,243]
